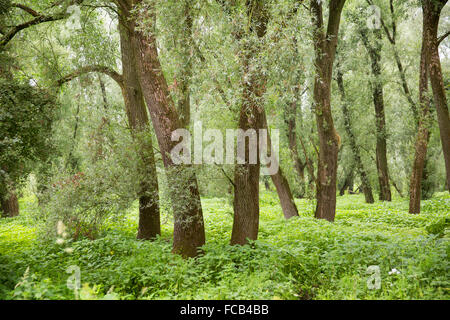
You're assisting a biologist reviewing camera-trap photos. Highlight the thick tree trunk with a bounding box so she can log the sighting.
[231,1,298,244]
[177,1,193,128]
[426,0,450,192]
[1,189,19,217]
[310,0,346,222]
[129,0,205,256]
[409,1,434,214]
[360,29,391,201]
[336,68,375,203]
[230,40,264,245]
[119,14,160,240]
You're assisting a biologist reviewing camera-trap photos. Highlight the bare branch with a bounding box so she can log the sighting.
[11,3,41,17]
[438,30,450,45]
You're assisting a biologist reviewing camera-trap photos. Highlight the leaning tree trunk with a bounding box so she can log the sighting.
[360,28,391,201]
[310,0,346,222]
[426,0,450,192]
[336,68,375,203]
[119,13,160,240]
[130,0,205,257]
[263,111,299,219]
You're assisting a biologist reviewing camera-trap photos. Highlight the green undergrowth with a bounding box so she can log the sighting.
[0,192,448,300]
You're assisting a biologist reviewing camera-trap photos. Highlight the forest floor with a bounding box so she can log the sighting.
[0,192,449,300]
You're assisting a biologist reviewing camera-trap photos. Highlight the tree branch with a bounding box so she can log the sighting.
[0,0,85,48]
[57,66,124,89]
[438,30,450,45]
[11,3,41,17]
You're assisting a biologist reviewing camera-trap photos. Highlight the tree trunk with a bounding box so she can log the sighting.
[409,1,434,214]
[176,1,193,128]
[284,88,306,185]
[339,169,354,196]
[360,28,391,201]
[310,0,346,222]
[119,13,160,240]
[263,112,299,219]
[336,68,375,203]
[129,0,205,256]
[426,0,450,192]
[1,188,19,217]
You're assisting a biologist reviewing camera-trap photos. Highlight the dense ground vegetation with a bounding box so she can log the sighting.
[1,192,448,300]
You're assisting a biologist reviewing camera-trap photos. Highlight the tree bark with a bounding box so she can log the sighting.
[263,112,299,219]
[409,1,434,214]
[310,0,346,221]
[118,12,160,240]
[426,0,450,192]
[336,68,375,203]
[360,28,391,201]
[283,87,307,188]
[0,188,19,218]
[128,0,205,256]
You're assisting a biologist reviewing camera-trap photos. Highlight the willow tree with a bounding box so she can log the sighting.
[124,0,205,257]
[309,0,346,222]
[410,0,449,213]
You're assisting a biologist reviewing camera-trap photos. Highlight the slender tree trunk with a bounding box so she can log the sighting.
[129,0,205,256]
[360,28,391,201]
[336,68,375,203]
[263,112,299,219]
[177,1,193,128]
[310,0,346,221]
[119,13,160,240]
[339,169,354,196]
[283,89,307,186]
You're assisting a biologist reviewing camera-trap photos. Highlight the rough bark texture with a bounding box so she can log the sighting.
[336,68,375,203]
[310,0,346,222]
[360,28,391,201]
[118,12,160,240]
[426,0,450,192]
[126,0,205,256]
[177,1,193,128]
[409,0,434,214]
[0,189,19,218]
[230,1,266,245]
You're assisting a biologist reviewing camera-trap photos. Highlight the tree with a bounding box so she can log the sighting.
[0,72,56,217]
[127,0,205,257]
[359,26,391,201]
[336,65,375,203]
[309,0,346,222]
[410,0,448,213]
